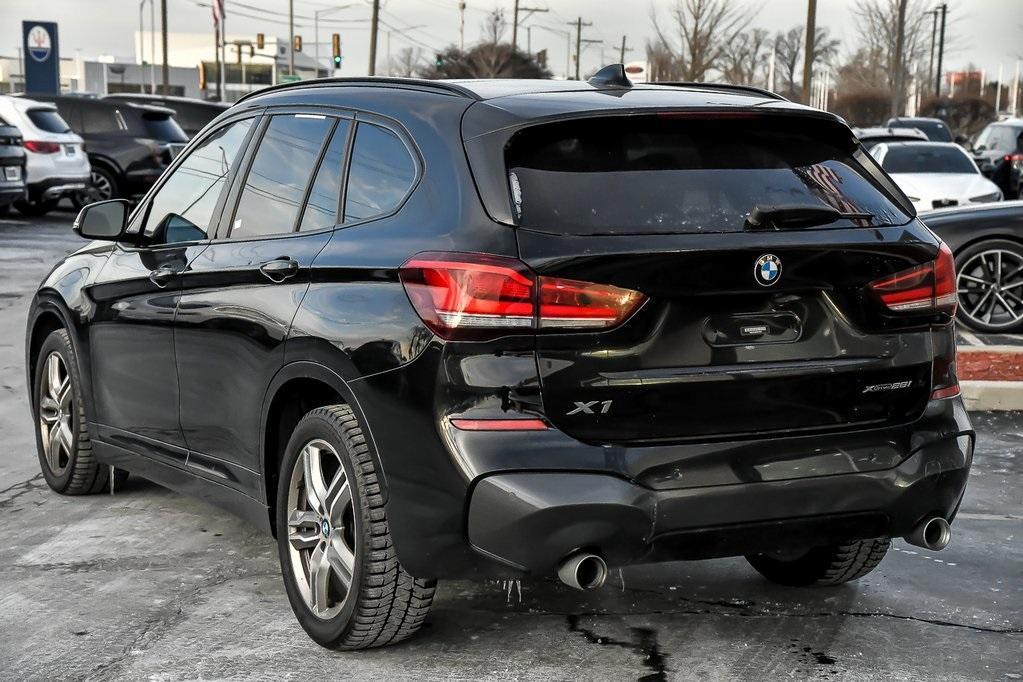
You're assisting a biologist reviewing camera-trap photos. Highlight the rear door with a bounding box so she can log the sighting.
[504,113,937,443]
[174,110,349,490]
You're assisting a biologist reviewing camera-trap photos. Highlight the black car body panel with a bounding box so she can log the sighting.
[0,121,26,206]
[27,78,973,581]
[920,201,1023,253]
[102,94,230,137]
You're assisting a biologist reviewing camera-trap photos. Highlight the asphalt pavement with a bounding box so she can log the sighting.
[0,209,1020,681]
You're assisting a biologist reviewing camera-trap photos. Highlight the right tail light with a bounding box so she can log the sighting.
[399,252,646,340]
[868,243,957,317]
[23,140,61,154]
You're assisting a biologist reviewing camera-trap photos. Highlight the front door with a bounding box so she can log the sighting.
[174,112,351,494]
[90,114,256,466]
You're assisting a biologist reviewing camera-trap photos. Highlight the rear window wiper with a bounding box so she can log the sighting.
[744,204,875,230]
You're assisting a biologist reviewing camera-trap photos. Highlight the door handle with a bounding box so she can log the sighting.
[149,266,177,288]
[259,258,299,282]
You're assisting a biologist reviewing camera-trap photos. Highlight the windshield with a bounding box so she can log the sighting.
[505,116,910,235]
[881,146,976,174]
[26,108,71,134]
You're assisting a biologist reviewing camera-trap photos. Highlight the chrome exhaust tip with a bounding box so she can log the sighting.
[904,516,951,551]
[557,552,608,590]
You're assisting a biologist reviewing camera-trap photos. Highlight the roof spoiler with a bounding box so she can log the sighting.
[588,64,633,88]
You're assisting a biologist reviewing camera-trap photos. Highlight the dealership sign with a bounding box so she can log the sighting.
[22,21,60,94]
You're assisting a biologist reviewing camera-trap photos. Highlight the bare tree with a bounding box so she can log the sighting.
[720,28,771,87]
[420,10,550,80]
[850,0,932,114]
[650,0,754,82]
[773,26,840,97]
[390,47,423,78]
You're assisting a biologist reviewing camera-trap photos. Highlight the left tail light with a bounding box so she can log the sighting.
[23,140,61,154]
[399,252,646,340]
[868,243,957,317]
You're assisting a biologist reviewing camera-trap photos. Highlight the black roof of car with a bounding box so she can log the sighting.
[104,93,230,109]
[20,93,176,117]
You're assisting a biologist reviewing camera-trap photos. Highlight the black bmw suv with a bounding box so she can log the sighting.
[27,68,973,650]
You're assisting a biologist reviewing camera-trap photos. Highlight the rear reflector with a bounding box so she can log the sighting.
[868,242,957,316]
[400,252,646,340]
[930,384,960,400]
[449,418,549,431]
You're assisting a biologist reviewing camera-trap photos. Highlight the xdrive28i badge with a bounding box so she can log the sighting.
[754,254,782,286]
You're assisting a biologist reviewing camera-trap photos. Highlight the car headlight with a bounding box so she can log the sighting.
[970,191,1002,202]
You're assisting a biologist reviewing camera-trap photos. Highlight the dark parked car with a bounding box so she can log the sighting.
[28,69,973,650]
[0,116,26,214]
[971,118,1023,200]
[103,93,230,137]
[885,116,954,142]
[853,125,929,150]
[22,94,188,207]
[921,200,1023,332]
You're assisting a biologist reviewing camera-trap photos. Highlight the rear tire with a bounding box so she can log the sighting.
[745,538,890,586]
[71,166,119,210]
[33,329,128,494]
[276,404,435,649]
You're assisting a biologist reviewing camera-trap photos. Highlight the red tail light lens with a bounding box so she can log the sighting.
[24,140,61,154]
[868,243,957,316]
[449,418,549,431]
[399,252,646,340]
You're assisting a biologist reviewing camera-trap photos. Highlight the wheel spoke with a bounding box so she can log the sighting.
[46,354,63,402]
[307,543,332,614]
[325,472,351,526]
[969,289,994,319]
[46,424,63,469]
[995,293,1021,322]
[326,535,355,591]
[959,273,988,285]
[302,445,329,514]
[39,396,59,424]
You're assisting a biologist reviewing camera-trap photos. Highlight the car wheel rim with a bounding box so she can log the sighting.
[91,171,112,200]
[957,249,1023,330]
[38,352,74,476]
[286,438,356,620]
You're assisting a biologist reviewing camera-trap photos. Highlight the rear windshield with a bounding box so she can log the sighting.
[897,119,952,142]
[138,113,188,142]
[505,116,911,235]
[975,124,1023,153]
[26,108,71,134]
[881,146,976,174]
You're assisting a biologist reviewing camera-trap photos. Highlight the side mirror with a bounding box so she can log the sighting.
[72,199,131,241]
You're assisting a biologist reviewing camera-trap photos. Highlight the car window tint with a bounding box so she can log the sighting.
[141,117,253,243]
[344,123,416,223]
[80,103,122,134]
[231,114,334,239]
[25,108,71,133]
[881,146,976,174]
[299,119,351,232]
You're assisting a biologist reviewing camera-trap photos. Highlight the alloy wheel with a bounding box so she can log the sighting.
[285,438,357,620]
[90,170,113,200]
[957,248,1023,330]
[38,352,74,476]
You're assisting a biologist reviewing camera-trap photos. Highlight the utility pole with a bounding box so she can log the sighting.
[569,17,593,80]
[926,8,938,93]
[513,2,548,54]
[800,0,816,104]
[459,1,466,50]
[935,2,947,97]
[618,35,632,64]
[368,0,380,75]
[160,0,169,94]
[891,0,907,117]
[289,0,295,76]
[150,0,155,93]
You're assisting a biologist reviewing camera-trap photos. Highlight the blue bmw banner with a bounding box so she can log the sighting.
[22,21,60,94]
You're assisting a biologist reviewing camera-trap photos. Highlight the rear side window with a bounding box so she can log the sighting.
[343,123,416,223]
[80,103,122,134]
[26,108,71,133]
[505,116,912,235]
[299,120,351,232]
[231,114,334,239]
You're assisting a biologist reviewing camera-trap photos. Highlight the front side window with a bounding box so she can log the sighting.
[141,117,253,244]
[343,123,416,223]
[231,114,334,239]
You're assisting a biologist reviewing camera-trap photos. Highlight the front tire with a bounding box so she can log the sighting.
[745,538,890,586]
[276,404,435,649]
[33,329,127,494]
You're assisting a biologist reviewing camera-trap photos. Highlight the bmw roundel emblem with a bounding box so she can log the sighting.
[754,254,782,286]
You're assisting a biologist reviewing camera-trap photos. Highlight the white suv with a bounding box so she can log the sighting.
[0,96,90,216]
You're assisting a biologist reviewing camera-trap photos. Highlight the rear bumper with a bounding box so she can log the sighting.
[27,176,89,201]
[466,401,973,574]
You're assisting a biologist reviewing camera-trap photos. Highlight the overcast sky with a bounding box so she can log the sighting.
[2,0,1021,82]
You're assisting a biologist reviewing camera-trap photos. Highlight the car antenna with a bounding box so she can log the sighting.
[588,64,633,88]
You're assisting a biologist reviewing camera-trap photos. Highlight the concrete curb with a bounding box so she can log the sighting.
[961,380,1023,411]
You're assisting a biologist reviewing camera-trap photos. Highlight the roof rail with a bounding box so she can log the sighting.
[234,76,482,105]
[653,81,788,101]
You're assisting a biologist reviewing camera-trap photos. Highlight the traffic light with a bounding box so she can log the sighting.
[293,35,302,52]
[332,33,342,68]
[536,49,547,68]
[256,33,264,50]
[435,53,444,69]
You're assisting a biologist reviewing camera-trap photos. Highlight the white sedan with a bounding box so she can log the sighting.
[869,141,1002,212]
